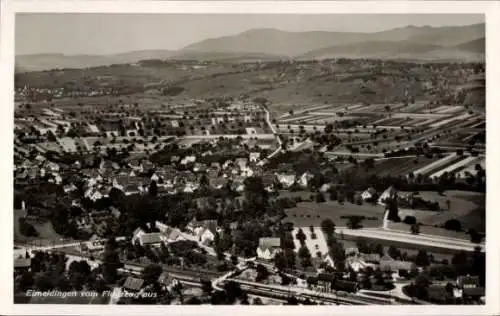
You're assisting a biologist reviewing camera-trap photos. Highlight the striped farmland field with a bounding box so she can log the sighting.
[372,157,439,177]
[455,158,485,179]
[430,156,480,178]
[279,114,316,123]
[435,105,465,114]
[430,156,480,179]
[412,154,461,176]
[430,113,472,128]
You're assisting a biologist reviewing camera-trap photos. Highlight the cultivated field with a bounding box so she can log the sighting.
[396,190,485,235]
[283,201,385,228]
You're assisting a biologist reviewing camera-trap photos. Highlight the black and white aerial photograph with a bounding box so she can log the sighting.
[7,6,491,309]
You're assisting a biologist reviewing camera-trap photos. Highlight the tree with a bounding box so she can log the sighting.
[255,264,270,282]
[346,216,363,229]
[388,246,400,260]
[402,214,416,225]
[321,219,336,240]
[149,180,158,197]
[373,243,384,257]
[386,200,401,222]
[329,242,346,268]
[296,228,307,246]
[274,252,287,271]
[285,296,299,305]
[444,219,462,232]
[142,264,163,285]
[315,192,326,203]
[159,242,170,262]
[298,245,312,268]
[102,239,122,284]
[415,250,430,267]
[284,248,296,269]
[18,218,39,237]
[201,279,213,295]
[410,223,420,235]
[231,255,238,266]
[328,187,338,201]
[468,229,484,244]
[223,281,243,304]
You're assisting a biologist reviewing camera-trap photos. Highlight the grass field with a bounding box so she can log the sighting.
[283,200,385,228]
[371,156,439,177]
[14,209,67,246]
[388,190,485,239]
[416,191,485,232]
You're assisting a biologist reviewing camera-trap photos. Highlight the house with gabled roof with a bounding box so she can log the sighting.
[14,258,31,272]
[298,171,314,188]
[158,272,180,291]
[249,152,261,163]
[193,162,207,173]
[235,158,248,170]
[316,273,336,292]
[256,237,281,260]
[378,186,397,205]
[457,275,480,289]
[276,173,296,188]
[209,178,228,189]
[346,257,370,272]
[195,220,220,246]
[123,276,144,292]
[132,228,165,247]
[361,187,378,201]
[379,259,416,273]
[180,155,196,165]
[155,221,184,243]
[142,160,155,173]
[63,183,78,193]
[129,159,143,172]
[359,253,381,264]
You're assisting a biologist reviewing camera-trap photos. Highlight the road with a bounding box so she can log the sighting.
[261,106,283,162]
[15,238,107,253]
[337,227,483,252]
[324,151,385,158]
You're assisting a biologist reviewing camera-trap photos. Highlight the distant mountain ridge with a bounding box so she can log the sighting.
[16,22,485,71]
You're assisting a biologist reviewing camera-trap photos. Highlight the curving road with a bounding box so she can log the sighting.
[262,106,283,161]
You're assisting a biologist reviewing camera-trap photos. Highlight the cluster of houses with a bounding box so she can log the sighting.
[15,85,113,102]
[130,219,223,249]
[121,272,181,296]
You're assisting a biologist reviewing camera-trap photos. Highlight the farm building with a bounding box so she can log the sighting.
[256,237,282,260]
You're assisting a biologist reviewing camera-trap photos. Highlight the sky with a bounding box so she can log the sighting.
[15,13,484,56]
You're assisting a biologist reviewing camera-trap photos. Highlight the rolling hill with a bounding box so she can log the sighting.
[16,50,178,72]
[182,23,484,58]
[454,37,485,54]
[298,40,444,60]
[16,23,485,71]
[180,28,369,57]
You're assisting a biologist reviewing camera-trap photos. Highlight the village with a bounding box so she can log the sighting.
[13,56,486,306]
